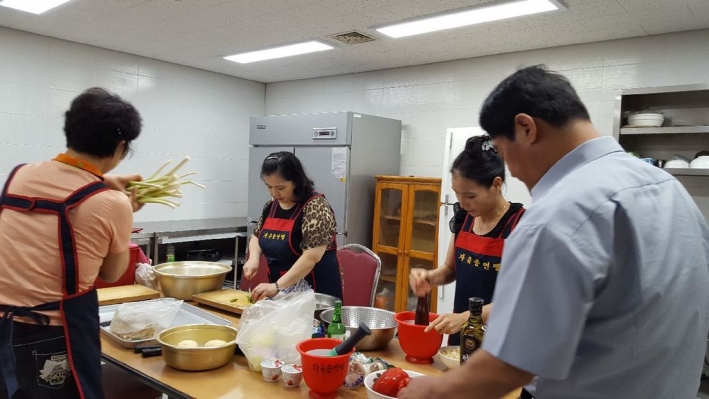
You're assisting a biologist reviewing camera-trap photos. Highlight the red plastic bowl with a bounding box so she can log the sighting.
[394,311,443,365]
[297,338,354,399]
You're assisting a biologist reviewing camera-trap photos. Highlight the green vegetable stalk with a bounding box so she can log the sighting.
[127,156,205,208]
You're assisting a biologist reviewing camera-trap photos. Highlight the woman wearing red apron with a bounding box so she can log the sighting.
[409,135,532,398]
[409,134,526,340]
[0,88,143,399]
[244,152,343,302]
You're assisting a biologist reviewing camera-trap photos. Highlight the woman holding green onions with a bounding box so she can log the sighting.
[0,87,145,399]
[245,152,343,302]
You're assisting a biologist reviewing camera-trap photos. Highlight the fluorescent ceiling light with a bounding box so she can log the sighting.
[224,41,334,64]
[377,0,563,38]
[0,0,72,14]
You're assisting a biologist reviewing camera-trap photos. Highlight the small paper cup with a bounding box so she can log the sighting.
[260,359,284,382]
[282,364,303,388]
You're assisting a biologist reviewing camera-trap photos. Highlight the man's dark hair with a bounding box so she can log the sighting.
[64,87,142,158]
[479,65,590,140]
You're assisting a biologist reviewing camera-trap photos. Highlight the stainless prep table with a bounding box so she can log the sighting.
[131,217,248,281]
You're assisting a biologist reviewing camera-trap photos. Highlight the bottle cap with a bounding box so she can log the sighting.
[468,297,484,312]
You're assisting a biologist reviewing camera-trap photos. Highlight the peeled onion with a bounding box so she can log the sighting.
[204,339,228,347]
[177,339,199,348]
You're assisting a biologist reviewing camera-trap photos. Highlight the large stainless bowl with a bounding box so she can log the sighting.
[320,306,396,351]
[153,261,231,300]
[314,292,339,320]
[157,324,238,371]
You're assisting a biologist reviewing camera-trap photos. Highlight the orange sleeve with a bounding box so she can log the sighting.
[106,192,134,254]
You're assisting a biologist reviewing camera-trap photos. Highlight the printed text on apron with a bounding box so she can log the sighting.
[450,209,524,346]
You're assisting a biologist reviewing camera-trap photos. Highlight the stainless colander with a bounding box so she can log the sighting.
[319,306,397,351]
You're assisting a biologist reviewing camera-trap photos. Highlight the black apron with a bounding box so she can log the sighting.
[258,194,343,299]
[0,164,108,399]
[450,209,524,346]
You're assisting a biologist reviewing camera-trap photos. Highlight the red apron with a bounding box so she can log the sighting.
[258,194,343,299]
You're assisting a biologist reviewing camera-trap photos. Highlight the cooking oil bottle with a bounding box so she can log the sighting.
[460,297,485,364]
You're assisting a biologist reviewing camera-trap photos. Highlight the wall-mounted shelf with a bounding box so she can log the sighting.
[666,168,709,177]
[620,126,709,135]
[612,84,709,220]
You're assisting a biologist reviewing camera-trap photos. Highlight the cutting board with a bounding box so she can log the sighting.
[192,289,253,314]
[97,285,161,306]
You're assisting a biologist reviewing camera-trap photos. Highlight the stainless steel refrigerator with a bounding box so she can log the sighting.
[247,112,402,247]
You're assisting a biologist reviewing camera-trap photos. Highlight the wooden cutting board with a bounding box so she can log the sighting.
[192,289,253,314]
[97,285,161,306]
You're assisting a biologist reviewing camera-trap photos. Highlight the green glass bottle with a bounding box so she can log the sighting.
[460,297,485,365]
[327,299,346,340]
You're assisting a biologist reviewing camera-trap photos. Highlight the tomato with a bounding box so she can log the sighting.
[398,377,411,391]
[371,368,409,397]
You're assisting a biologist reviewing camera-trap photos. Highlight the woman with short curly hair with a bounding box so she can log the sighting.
[0,87,145,399]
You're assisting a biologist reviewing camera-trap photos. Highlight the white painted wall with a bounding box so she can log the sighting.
[265,29,709,177]
[0,27,265,222]
[2,27,709,222]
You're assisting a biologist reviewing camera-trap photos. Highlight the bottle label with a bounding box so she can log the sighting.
[460,335,482,364]
[330,333,346,340]
[464,337,478,352]
[167,255,175,262]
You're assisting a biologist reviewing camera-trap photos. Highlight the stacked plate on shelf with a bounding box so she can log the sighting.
[627,112,664,127]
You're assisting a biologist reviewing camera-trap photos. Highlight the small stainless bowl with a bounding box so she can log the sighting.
[319,306,396,351]
[314,292,339,320]
[153,261,231,300]
[157,324,238,371]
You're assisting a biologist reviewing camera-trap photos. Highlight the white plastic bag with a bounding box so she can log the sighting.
[236,280,316,371]
[135,262,157,290]
[109,298,182,341]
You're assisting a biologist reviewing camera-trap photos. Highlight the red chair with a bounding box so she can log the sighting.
[338,244,381,307]
[239,251,270,291]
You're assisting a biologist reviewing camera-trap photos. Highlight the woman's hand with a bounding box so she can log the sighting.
[409,268,431,297]
[250,283,278,302]
[242,258,260,280]
[104,174,144,212]
[104,174,141,191]
[424,312,468,334]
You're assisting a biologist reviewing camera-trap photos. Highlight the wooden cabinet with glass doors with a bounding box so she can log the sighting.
[372,175,441,313]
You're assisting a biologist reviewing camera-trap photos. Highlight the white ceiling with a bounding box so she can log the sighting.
[0,0,708,83]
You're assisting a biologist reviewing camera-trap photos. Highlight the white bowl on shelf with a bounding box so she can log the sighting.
[664,159,689,169]
[690,156,709,169]
[628,113,664,127]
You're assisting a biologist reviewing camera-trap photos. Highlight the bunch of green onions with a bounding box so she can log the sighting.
[127,156,205,208]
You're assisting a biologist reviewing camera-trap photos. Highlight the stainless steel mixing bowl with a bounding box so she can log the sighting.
[157,324,238,371]
[314,292,339,320]
[319,306,396,351]
[153,261,231,300]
